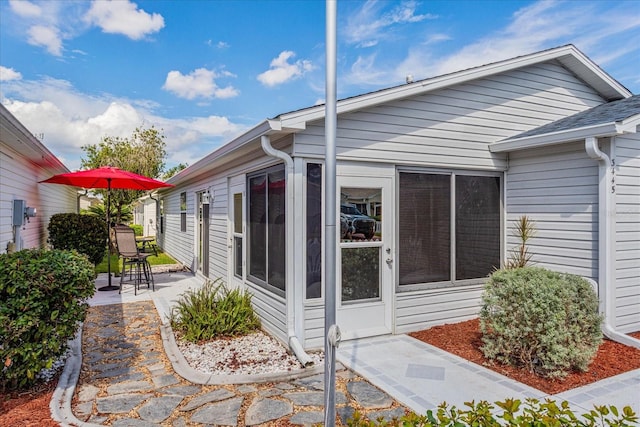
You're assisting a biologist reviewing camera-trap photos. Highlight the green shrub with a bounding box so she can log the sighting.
[0,249,95,390]
[48,213,107,265]
[130,224,144,236]
[480,267,602,379]
[345,399,637,426]
[170,279,261,342]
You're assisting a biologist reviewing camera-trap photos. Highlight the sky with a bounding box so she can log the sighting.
[1,0,639,173]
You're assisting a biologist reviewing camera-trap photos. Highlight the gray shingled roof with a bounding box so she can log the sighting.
[507,94,640,140]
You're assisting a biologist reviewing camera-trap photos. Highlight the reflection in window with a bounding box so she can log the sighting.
[340,188,380,242]
[180,192,187,233]
[306,163,322,299]
[342,247,380,302]
[248,166,286,294]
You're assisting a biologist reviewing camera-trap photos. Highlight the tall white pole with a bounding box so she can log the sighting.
[324,0,338,425]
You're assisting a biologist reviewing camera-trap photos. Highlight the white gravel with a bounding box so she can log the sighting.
[176,331,324,376]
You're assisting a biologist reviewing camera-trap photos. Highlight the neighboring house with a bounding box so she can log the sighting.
[133,193,159,237]
[0,104,77,253]
[156,45,639,359]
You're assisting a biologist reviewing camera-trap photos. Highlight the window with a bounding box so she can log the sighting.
[233,193,243,278]
[180,192,187,232]
[306,163,322,299]
[248,166,286,295]
[398,172,500,287]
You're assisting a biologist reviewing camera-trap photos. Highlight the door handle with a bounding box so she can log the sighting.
[386,257,393,265]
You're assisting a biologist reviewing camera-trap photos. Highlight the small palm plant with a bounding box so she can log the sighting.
[505,215,536,269]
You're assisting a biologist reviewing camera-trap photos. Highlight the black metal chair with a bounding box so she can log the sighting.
[113,225,154,295]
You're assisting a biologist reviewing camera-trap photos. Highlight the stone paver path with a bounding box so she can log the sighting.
[74,302,410,426]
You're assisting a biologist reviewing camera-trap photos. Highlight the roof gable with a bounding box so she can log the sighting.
[491,95,640,152]
[274,44,631,131]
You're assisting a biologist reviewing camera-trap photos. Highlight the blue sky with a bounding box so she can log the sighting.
[1,0,639,172]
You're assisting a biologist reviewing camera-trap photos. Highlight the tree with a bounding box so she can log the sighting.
[81,126,166,224]
[163,162,188,180]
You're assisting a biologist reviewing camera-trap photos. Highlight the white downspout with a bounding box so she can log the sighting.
[261,135,314,366]
[585,136,640,348]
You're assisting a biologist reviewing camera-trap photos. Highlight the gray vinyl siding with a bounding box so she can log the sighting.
[293,61,603,172]
[395,284,485,333]
[505,141,599,278]
[615,134,640,332]
[303,303,325,350]
[159,189,195,270]
[1,145,76,253]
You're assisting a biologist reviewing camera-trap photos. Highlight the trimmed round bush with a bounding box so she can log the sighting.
[0,249,95,390]
[480,267,602,379]
[48,213,107,265]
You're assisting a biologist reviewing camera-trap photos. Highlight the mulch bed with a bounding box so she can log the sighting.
[409,318,640,394]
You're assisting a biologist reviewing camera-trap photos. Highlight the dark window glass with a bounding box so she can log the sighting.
[456,176,501,280]
[267,169,286,291]
[249,175,266,282]
[399,173,451,285]
[247,166,286,294]
[306,163,322,299]
[341,247,380,302]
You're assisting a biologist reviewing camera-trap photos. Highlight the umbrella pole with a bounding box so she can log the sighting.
[98,179,118,291]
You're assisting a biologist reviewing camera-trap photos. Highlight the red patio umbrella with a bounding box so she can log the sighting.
[40,166,173,291]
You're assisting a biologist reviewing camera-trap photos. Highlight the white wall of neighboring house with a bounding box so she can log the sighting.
[1,105,76,254]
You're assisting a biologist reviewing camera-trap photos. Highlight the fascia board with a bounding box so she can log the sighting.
[1,106,69,171]
[489,121,636,153]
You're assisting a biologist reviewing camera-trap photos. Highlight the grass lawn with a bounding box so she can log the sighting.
[95,246,177,274]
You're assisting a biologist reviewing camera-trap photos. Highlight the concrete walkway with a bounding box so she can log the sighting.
[336,335,640,416]
[52,271,640,426]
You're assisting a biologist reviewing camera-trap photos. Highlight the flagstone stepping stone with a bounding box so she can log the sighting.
[111,418,159,427]
[337,405,356,424]
[138,396,183,423]
[289,410,325,426]
[367,407,408,422]
[152,373,180,388]
[180,389,236,412]
[96,393,152,414]
[77,384,100,402]
[107,380,153,395]
[161,385,201,396]
[294,373,324,391]
[347,380,393,409]
[245,398,293,425]
[283,391,347,406]
[189,397,243,426]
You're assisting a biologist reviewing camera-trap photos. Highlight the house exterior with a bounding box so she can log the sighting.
[133,193,159,237]
[156,45,639,358]
[0,104,77,254]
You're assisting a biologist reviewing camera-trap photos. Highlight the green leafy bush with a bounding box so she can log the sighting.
[170,279,261,342]
[0,249,95,390]
[48,213,107,265]
[129,224,144,236]
[480,267,602,379]
[345,398,637,426]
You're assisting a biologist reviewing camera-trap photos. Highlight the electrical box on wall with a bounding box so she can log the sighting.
[13,200,26,227]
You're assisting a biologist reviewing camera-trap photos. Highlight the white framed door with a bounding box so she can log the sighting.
[228,179,245,289]
[337,175,393,340]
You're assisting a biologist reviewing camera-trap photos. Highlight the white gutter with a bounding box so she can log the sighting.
[261,135,314,366]
[585,136,640,348]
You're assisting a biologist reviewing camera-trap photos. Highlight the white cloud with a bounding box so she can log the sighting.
[1,76,246,170]
[344,0,436,47]
[27,25,63,56]
[84,0,164,40]
[0,66,22,81]
[257,51,314,87]
[9,0,42,17]
[162,68,239,100]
